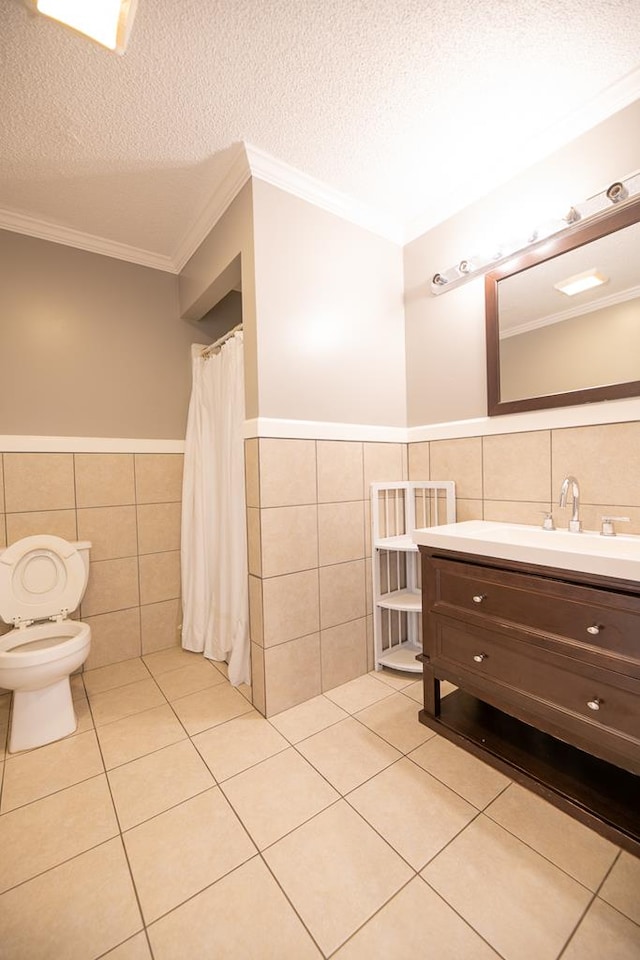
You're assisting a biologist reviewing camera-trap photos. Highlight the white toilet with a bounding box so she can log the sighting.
[0,535,92,753]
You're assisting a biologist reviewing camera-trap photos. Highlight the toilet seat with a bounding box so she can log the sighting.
[0,535,86,627]
[0,620,90,667]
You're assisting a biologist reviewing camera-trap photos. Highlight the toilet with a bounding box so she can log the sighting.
[0,535,92,753]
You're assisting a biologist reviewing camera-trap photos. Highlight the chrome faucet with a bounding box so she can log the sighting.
[559,475,581,532]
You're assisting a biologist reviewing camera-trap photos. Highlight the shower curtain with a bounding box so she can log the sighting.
[180,331,250,686]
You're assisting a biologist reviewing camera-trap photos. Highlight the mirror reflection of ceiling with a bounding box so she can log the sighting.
[498,221,640,336]
[1,0,640,265]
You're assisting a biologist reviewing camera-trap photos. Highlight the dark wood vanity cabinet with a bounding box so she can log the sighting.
[418,547,640,855]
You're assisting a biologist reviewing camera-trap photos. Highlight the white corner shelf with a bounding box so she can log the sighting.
[371,481,456,674]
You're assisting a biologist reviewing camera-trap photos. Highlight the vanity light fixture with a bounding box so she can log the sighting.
[431,172,640,296]
[553,268,608,297]
[30,0,138,54]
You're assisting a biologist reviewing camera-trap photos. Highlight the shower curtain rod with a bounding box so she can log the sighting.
[201,322,243,358]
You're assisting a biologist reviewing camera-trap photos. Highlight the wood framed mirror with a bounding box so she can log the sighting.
[485,196,640,416]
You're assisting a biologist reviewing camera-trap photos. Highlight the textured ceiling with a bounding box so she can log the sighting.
[1,0,639,266]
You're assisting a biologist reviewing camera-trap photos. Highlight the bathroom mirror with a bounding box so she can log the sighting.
[485,197,640,416]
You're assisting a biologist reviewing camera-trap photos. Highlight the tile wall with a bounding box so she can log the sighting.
[245,439,408,716]
[408,421,640,533]
[0,452,184,670]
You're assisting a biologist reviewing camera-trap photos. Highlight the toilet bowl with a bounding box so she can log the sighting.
[0,535,92,753]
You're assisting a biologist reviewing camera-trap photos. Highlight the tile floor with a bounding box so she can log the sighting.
[0,649,639,960]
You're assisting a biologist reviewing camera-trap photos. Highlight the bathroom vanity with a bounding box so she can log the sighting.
[414,522,640,856]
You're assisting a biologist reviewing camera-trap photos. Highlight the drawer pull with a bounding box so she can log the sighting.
[587,698,602,711]
[472,594,486,604]
[586,624,601,635]
[473,653,487,663]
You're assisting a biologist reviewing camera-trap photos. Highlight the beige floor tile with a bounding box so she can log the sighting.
[333,875,501,959]
[153,658,226,700]
[370,667,414,690]
[401,679,423,703]
[347,757,477,869]
[213,658,229,677]
[485,782,618,890]
[171,682,253,735]
[192,711,289,781]
[409,735,510,809]
[355,693,434,753]
[1,729,103,812]
[124,786,256,923]
[0,838,142,960]
[269,694,349,744]
[561,897,640,960]
[89,677,166,727]
[107,740,214,830]
[0,723,7,762]
[324,673,394,713]
[0,694,10,727]
[297,717,401,794]
[148,856,322,960]
[220,747,339,849]
[84,657,151,695]
[0,774,118,894]
[142,646,200,676]
[74,696,95,733]
[97,704,187,769]
[599,852,640,925]
[423,815,592,960]
[264,800,413,956]
[101,932,153,960]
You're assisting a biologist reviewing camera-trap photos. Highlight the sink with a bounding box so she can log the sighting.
[412,520,640,581]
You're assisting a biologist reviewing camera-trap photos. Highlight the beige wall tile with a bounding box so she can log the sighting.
[365,557,373,615]
[408,442,430,481]
[363,443,405,497]
[321,618,367,691]
[366,614,374,671]
[430,437,482,498]
[0,456,4,508]
[6,509,77,545]
[318,501,365,566]
[264,634,322,716]
[84,608,142,670]
[455,499,484,521]
[319,559,366,629]
[244,438,260,508]
[77,506,137,561]
[139,551,181,605]
[251,642,266,716]
[364,499,372,556]
[262,569,320,647]
[248,575,264,646]
[0,516,5,550]
[75,454,135,508]
[81,557,140,617]
[483,431,551,502]
[258,439,317,508]
[4,453,75,512]
[137,502,181,555]
[134,454,183,504]
[317,441,363,503]
[140,598,182,654]
[260,505,318,578]
[246,507,262,576]
[552,422,640,506]
[483,500,552,525]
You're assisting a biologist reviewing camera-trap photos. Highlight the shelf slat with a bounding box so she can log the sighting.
[377,589,422,612]
[377,642,423,673]
[374,535,418,552]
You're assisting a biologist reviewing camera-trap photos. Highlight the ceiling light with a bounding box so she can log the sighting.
[35,0,138,54]
[553,268,608,297]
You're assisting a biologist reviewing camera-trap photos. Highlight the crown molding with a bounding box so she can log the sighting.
[244,143,404,245]
[170,143,253,271]
[0,206,177,272]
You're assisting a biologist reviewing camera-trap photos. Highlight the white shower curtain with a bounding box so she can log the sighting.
[180,332,250,686]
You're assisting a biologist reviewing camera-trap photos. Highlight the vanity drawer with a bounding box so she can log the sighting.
[430,558,640,666]
[432,618,640,750]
